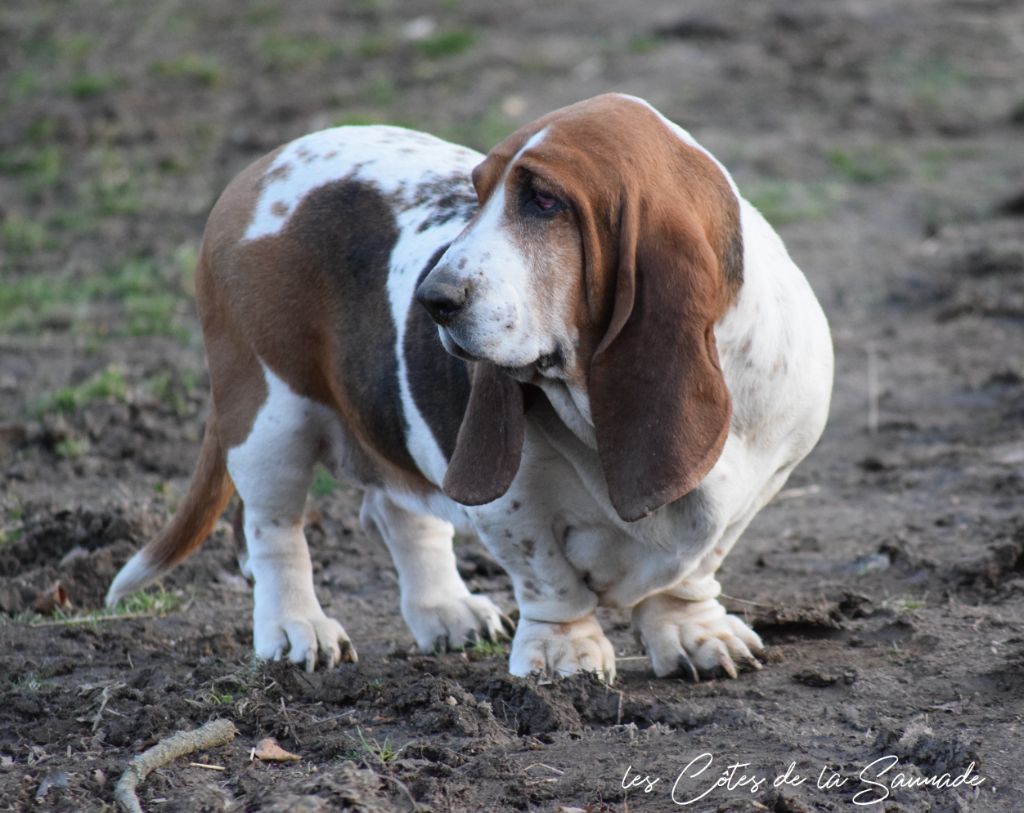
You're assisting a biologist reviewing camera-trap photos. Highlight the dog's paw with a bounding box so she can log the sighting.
[633,594,763,681]
[254,609,358,672]
[509,616,616,683]
[406,594,515,653]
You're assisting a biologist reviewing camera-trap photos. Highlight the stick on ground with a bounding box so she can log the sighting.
[114,718,238,813]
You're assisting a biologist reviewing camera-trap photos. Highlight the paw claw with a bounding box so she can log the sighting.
[255,610,355,672]
[635,596,765,681]
[406,594,509,653]
[509,617,616,683]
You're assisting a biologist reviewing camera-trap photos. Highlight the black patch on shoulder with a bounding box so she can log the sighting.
[404,245,472,459]
[288,179,416,472]
[410,174,479,233]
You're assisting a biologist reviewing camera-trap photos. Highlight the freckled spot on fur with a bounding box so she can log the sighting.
[511,500,521,511]
[457,258,467,271]
[522,538,536,556]
[324,150,337,159]
[740,338,752,355]
[554,623,573,635]
[253,527,262,539]
[557,587,568,597]
[266,163,293,183]
[504,529,513,539]
[714,546,726,557]
[271,201,289,217]
[523,579,536,592]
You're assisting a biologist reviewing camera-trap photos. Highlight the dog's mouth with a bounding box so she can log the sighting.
[441,332,562,381]
[440,332,482,363]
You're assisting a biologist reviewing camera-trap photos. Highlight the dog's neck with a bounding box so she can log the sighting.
[536,379,598,450]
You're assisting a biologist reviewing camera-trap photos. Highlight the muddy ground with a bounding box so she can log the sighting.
[1,0,1023,811]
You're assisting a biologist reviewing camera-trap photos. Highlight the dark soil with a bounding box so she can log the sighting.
[2,1,1023,811]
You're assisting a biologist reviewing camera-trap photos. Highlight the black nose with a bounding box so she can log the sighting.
[415,279,468,326]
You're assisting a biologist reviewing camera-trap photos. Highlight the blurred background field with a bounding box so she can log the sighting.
[1,1,1023,811]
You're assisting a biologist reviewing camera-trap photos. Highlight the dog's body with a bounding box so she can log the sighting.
[108,94,833,681]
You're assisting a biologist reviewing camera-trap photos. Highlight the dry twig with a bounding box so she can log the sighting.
[113,718,237,813]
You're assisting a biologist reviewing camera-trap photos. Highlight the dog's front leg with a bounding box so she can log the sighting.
[474,508,617,683]
[359,489,514,652]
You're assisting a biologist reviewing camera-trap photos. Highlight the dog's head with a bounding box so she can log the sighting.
[417,94,743,521]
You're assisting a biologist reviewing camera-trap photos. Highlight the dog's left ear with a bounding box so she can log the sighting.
[443,362,525,505]
[588,185,738,522]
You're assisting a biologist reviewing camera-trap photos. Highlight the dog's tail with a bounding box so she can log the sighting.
[106,414,235,607]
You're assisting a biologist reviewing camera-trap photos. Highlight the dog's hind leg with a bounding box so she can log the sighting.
[359,488,513,652]
[227,363,357,672]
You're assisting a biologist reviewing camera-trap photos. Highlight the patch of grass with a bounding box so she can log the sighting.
[417,29,476,59]
[56,34,95,60]
[257,34,345,68]
[36,364,128,415]
[310,465,340,498]
[440,106,514,152]
[1,256,191,337]
[354,727,401,765]
[8,588,183,628]
[826,146,905,185]
[744,180,839,227]
[92,163,142,216]
[4,70,42,103]
[124,291,185,338]
[0,526,23,548]
[363,71,401,105]
[12,673,44,692]
[356,35,397,59]
[469,638,507,658]
[626,35,659,54]
[151,54,224,86]
[55,435,90,459]
[66,72,122,99]
[0,144,64,199]
[145,369,198,415]
[0,215,54,257]
[244,4,285,25]
[109,586,183,616]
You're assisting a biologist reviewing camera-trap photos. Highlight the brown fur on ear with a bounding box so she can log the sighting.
[442,362,525,505]
[589,194,733,523]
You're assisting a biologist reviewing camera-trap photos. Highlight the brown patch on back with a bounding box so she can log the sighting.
[200,155,430,489]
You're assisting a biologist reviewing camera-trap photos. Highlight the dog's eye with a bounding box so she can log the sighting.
[524,188,563,217]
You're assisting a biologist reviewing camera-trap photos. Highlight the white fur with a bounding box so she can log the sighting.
[245,126,480,242]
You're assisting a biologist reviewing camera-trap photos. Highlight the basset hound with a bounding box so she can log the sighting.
[107,94,833,682]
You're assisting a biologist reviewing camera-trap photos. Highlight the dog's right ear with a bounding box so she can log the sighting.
[442,362,525,506]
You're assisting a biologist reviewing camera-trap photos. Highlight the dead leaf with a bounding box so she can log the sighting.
[32,581,71,615]
[254,737,301,762]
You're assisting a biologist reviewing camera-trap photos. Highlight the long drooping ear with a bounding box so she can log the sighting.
[588,196,733,522]
[442,362,525,505]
